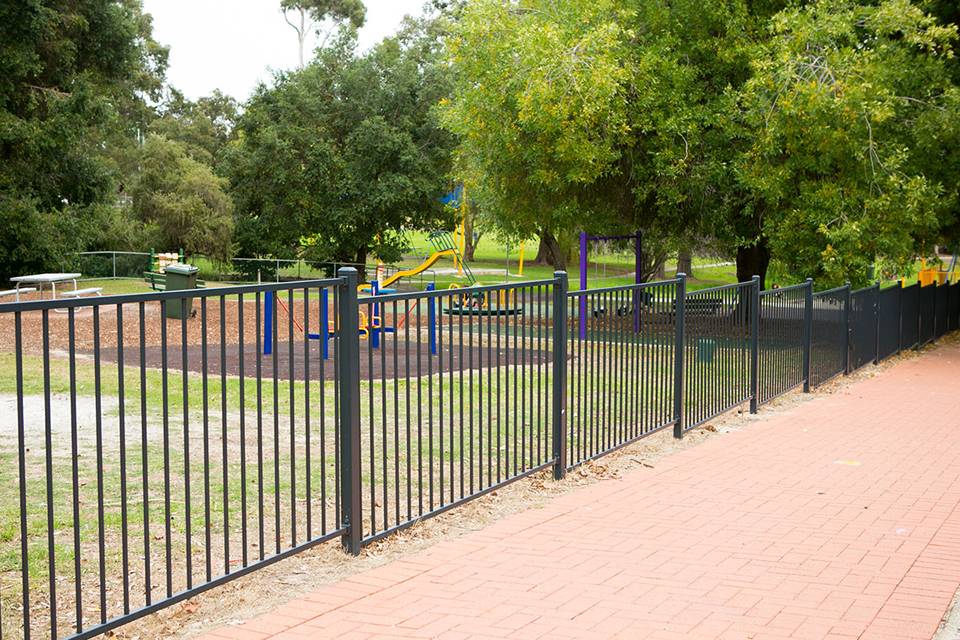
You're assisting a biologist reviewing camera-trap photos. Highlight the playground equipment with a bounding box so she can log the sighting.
[578,231,644,338]
[360,231,477,292]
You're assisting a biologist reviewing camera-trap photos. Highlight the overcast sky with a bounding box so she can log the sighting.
[142,0,428,102]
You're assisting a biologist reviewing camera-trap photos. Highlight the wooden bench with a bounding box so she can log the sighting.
[0,287,36,302]
[144,271,206,291]
[60,287,103,298]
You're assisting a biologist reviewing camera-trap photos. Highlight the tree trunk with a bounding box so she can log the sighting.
[539,230,566,270]
[462,212,477,261]
[353,246,368,283]
[677,249,694,278]
[533,236,550,265]
[736,239,771,290]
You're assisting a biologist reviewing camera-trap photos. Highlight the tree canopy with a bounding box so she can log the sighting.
[0,0,167,280]
[227,17,455,279]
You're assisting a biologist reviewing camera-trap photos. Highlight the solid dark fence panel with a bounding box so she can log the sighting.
[849,285,878,371]
[682,281,754,430]
[810,285,848,387]
[900,284,920,350]
[935,283,949,339]
[0,279,345,640]
[951,283,960,332]
[758,282,808,405]
[356,279,557,544]
[877,286,901,362]
[920,283,936,345]
[566,279,679,466]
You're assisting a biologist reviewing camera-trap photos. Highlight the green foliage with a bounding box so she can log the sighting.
[0,0,167,280]
[132,135,234,262]
[439,0,754,272]
[149,89,239,169]
[733,0,958,287]
[227,18,455,279]
[280,0,366,28]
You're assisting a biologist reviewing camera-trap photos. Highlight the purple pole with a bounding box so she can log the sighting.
[579,231,588,340]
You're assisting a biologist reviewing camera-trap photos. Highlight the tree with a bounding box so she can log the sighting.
[150,89,239,169]
[132,135,234,261]
[440,0,749,273]
[0,0,167,280]
[730,0,958,287]
[281,0,366,68]
[227,17,455,281]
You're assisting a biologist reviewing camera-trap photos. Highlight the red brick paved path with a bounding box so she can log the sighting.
[204,344,960,639]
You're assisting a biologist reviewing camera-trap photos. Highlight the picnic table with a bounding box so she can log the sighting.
[9,273,82,299]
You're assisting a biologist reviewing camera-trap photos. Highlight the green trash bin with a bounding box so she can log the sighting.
[164,263,199,319]
[697,338,716,363]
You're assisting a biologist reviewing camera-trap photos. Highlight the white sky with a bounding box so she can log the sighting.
[142,0,428,101]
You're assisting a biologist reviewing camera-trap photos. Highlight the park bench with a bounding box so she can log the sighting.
[60,287,103,298]
[676,296,724,317]
[590,290,655,318]
[0,287,36,302]
[144,271,206,291]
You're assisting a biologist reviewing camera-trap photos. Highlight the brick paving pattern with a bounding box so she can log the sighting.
[203,343,960,639]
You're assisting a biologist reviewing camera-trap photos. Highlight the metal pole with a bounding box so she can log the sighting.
[749,275,761,413]
[873,282,881,365]
[113,252,117,280]
[264,291,273,356]
[897,279,904,354]
[673,273,686,438]
[337,267,362,555]
[843,282,851,374]
[552,271,568,479]
[634,230,642,334]
[802,278,813,393]
[427,282,437,355]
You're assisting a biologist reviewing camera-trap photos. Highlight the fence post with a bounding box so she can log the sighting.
[749,275,760,413]
[802,278,813,392]
[843,282,851,374]
[337,267,363,555]
[112,252,117,279]
[552,271,568,479]
[897,279,904,354]
[673,273,686,439]
[873,282,881,365]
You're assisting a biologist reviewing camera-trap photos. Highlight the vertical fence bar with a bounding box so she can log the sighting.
[803,278,813,393]
[552,272,568,478]
[673,273,686,438]
[749,276,760,413]
[338,268,362,555]
[897,279,904,354]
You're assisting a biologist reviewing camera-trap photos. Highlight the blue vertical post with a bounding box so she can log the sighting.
[264,290,273,356]
[427,282,437,355]
[579,231,588,340]
[371,280,380,349]
[321,288,329,360]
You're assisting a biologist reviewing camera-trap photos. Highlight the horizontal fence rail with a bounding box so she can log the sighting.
[3,268,960,640]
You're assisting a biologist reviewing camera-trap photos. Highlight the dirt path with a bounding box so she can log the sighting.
[194,338,960,640]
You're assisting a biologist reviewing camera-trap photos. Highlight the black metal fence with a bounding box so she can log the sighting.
[2,271,959,640]
[758,281,810,405]
[810,286,847,388]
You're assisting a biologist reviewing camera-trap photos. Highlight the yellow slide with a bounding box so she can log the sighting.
[378,249,455,289]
